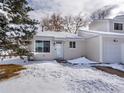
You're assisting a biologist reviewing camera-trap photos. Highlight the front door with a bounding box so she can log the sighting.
[55,42,63,59]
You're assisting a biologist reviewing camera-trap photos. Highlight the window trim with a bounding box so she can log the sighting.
[114,23,123,30]
[35,40,50,53]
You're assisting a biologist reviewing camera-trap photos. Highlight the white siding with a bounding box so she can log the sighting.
[110,19,124,33]
[102,36,124,63]
[63,40,85,60]
[121,44,124,63]
[31,36,55,60]
[29,36,85,60]
[89,20,110,32]
[85,36,101,62]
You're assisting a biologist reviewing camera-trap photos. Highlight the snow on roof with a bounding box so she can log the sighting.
[80,30,124,36]
[36,31,82,39]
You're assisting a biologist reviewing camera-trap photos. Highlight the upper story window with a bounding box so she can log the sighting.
[114,23,123,30]
[69,41,76,48]
[35,40,50,53]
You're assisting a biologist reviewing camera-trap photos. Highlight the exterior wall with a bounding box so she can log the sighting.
[63,40,85,60]
[109,19,124,33]
[89,20,110,32]
[89,15,124,33]
[30,36,56,61]
[29,36,85,60]
[102,36,124,63]
[85,36,101,62]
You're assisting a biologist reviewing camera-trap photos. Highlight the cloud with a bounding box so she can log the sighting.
[28,0,124,20]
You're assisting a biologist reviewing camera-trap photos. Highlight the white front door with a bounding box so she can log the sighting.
[55,43,63,59]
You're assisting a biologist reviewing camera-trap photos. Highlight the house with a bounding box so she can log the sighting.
[29,15,124,63]
[29,31,85,60]
[79,15,124,63]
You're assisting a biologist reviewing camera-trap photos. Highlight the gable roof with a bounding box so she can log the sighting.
[35,31,83,39]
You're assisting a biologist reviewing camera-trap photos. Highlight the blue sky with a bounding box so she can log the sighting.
[28,0,124,20]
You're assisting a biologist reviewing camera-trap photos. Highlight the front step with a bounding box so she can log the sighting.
[56,59,67,63]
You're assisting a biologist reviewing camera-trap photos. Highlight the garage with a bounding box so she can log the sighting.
[102,37,124,63]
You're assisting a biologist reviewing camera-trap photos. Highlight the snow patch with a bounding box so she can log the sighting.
[68,57,96,65]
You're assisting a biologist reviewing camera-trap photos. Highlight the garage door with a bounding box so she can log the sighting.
[103,42,121,63]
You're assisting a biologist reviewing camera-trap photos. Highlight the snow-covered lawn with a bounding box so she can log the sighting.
[0,58,124,93]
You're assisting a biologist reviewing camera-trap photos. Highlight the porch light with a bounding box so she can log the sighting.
[113,39,118,42]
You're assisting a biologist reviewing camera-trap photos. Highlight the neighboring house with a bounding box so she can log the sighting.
[29,31,85,60]
[89,15,124,33]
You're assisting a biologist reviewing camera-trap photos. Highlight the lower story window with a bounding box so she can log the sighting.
[69,41,76,48]
[35,40,50,53]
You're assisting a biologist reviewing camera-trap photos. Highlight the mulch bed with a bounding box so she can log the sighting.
[94,66,124,78]
[0,64,26,81]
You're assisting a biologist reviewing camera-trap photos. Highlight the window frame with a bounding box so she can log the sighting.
[114,23,123,30]
[35,40,50,53]
[69,41,76,48]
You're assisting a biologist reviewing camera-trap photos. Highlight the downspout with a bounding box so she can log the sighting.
[99,35,103,63]
[62,41,64,59]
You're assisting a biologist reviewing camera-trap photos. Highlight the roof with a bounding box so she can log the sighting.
[90,15,124,21]
[35,31,83,39]
[79,30,124,38]
[114,15,124,19]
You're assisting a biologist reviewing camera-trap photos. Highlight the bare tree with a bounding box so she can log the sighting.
[41,13,64,32]
[63,14,88,34]
[90,5,117,20]
[41,16,50,31]
[41,13,88,34]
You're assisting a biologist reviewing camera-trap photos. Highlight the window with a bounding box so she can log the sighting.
[0,0,4,3]
[114,23,123,30]
[69,41,76,48]
[35,40,50,53]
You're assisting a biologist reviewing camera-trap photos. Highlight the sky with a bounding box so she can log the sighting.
[28,0,124,20]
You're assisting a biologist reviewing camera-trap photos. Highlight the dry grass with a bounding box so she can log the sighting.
[0,64,26,81]
[94,66,124,78]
